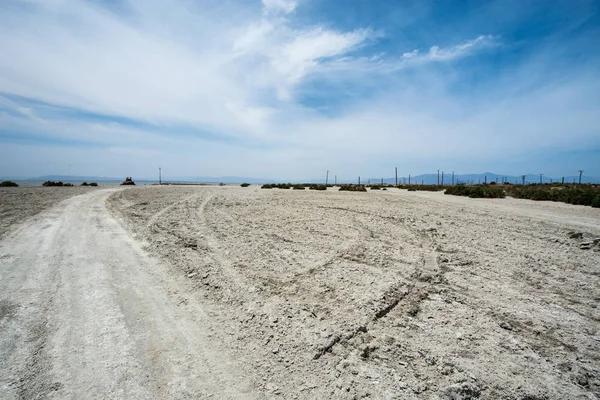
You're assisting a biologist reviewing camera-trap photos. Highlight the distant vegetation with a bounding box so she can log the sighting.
[339,185,367,192]
[121,177,136,186]
[261,183,330,190]
[0,181,18,187]
[445,185,506,198]
[81,182,99,187]
[505,184,600,207]
[261,183,292,189]
[43,181,74,187]
[240,183,250,187]
[398,184,445,192]
[89,182,98,186]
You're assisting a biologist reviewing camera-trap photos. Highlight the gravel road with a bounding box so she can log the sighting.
[0,189,255,399]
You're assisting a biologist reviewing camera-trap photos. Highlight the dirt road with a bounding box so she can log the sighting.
[0,189,255,399]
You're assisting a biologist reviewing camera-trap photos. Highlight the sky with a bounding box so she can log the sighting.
[0,0,599,180]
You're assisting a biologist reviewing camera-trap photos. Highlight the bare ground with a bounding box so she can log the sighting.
[106,186,600,399]
[0,187,101,238]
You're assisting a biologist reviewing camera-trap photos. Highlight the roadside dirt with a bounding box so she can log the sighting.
[107,186,600,399]
[0,187,100,238]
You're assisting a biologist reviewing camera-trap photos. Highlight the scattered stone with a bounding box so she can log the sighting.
[580,242,593,250]
[568,232,583,239]
[441,382,481,399]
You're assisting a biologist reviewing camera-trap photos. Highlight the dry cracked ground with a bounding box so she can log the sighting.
[1,185,599,399]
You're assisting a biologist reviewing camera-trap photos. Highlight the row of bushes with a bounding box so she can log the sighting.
[445,185,506,198]
[1,180,18,187]
[339,185,367,192]
[43,181,74,187]
[506,185,600,207]
[261,183,331,190]
[81,182,98,186]
[398,184,445,192]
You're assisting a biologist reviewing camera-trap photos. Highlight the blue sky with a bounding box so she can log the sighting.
[0,0,599,180]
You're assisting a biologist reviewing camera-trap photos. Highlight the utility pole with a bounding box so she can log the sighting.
[561,177,564,184]
[159,167,161,185]
[540,174,543,184]
[521,175,525,185]
[395,167,398,186]
[452,171,455,186]
[358,176,360,185]
[437,169,440,185]
[409,174,411,185]
[326,170,329,185]
[484,175,487,185]
[381,177,383,185]
[579,170,583,184]
[335,175,337,185]
[441,171,444,185]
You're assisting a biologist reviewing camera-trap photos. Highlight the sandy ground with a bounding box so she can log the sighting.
[0,187,101,238]
[0,186,599,399]
[105,185,600,399]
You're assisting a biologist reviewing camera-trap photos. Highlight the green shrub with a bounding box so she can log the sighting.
[64,183,74,187]
[339,185,367,192]
[0,181,18,187]
[240,183,250,187]
[445,185,505,198]
[89,182,98,187]
[261,183,292,189]
[43,181,64,187]
[506,185,600,207]
[81,182,89,186]
[399,184,445,192]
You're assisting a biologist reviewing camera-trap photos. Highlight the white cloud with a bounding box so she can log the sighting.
[262,0,297,15]
[0,1,597,179]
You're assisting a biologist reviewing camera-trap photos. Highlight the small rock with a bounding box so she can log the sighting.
[580,242,593,250]
[441,382,481,399]
[499,321,513,330]
[568,232,583,239]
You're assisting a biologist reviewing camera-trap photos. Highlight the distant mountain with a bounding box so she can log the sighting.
[364,172,600,185]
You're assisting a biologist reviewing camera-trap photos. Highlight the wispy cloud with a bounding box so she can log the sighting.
[0,0,598,179]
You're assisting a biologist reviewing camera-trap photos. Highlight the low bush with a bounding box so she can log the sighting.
[121,177,136,186]
[339,185,367,192]
[398,185,445,192]
[261,183,292,189]
[240,183,250,187]
[445,185,505,198]
[0,181,18,187]
[43,181,64,187]
[308,184,327,190]
[369,185,381,190]
[89,182,98,186]
[81,182,89,186]
[506,185,600,207]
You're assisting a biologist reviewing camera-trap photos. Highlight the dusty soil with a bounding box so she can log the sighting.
[0,187,100,238]
[106,186,600,399]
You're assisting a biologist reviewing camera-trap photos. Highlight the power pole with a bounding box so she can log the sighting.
[441,171,444,185]
[521,175,525,185]
[326,170,329,185]
[452,171,455,186]
[358,176,360,185]
[539,174,543,184]
[437,169,440,185]
[484,175,487,185]
[409,174,411,185]
[335,175,337,185]
[159,167,161,185]
[395,167,398,186]
[381,177,383,185]
[561,177,564,184]
[579,170,583,184]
